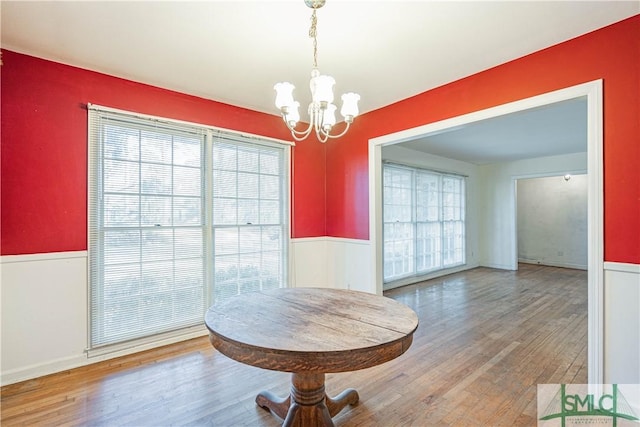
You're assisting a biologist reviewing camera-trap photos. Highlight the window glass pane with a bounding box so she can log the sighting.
[214,228,238,256]
[174,136,201,167]
[260,175,280,200]
[172,287,204,322]
[262,226,282,252]
[141,163,172,195]
[174,197,201,226]
[213,170,237,197]
[141,229,173,262]
[104,124,139,161]
[104,160,139,193]
[175,228,203,259]
[260,152,280,175]
[239,227,261,254]
[141,131,172,164]
[261,251,282,290]
[238,172,259,198]
[213,198,237,225]
[260,200,280,224]
[238,149,259,172]
[213,144,236,169]
[141,195,171,227]
[104,264,140,299]
[238,199,259,224]
[104,194,139,227]
[104,230,141,265]
[174,166,201,196]
[175,259,204,288]
[141,260,173,293]
[214,255,239,290]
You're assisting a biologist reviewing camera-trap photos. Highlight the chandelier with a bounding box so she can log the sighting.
[274,0,360,143]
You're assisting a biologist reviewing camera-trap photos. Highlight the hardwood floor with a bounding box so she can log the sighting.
[1,264,587,426]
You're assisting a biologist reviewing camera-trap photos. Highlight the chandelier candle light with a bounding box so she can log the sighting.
[274,0,360,143]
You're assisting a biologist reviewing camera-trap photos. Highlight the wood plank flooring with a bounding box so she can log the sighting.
[1,264,587,426]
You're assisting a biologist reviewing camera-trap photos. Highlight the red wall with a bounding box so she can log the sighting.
[3,15,639,263]
[0,51,326,255]
[326,15,640,264]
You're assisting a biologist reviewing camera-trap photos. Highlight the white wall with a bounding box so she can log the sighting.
[517,174,588,269]
[478,152,587,269]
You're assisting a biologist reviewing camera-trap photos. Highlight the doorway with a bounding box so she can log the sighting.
[368,80,603,384]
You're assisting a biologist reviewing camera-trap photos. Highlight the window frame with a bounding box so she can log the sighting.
[87,104,291,352]
[382,162,466,284]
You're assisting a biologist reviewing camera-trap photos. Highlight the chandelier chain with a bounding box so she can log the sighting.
[309,9,318,68]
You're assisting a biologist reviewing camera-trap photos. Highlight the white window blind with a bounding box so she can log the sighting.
[88,106,288,348]
[383,167,415,279]
[442,175,465,267]
[383,163,466,283]
[211,139,286,301]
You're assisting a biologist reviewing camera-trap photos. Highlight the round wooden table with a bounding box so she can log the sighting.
[204,287,419,427]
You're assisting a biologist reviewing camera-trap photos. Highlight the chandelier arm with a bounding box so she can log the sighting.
[282,115,315,141]
[318,120,352,140]
[315,127,329,143]
[291,128,315,142]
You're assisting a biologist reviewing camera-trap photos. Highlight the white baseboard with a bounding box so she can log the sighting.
[1,328,209,386]
[519,258,588,270]
[383,263,479,291]
[1,354,88,386]
[480,262,516,270]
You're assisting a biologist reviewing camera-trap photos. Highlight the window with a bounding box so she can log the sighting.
[88,106,288,348]
[211,141,286,301]
[383,163,465,283]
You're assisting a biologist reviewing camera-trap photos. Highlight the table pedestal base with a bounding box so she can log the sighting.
[256,372,359,427]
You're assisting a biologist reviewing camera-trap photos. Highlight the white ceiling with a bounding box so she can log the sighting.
[2,1,638,163]
[395,97,588,165]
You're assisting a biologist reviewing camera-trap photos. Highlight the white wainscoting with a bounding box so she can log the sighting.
[290,237,373,293]
[3,249,636,387]
[289,237,329,288]
[603,261,640,385]
[326,238,373,293]
[1,252,89,385]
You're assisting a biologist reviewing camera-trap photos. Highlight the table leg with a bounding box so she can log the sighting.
[256,390,290,420]
[325,387,359,417]
[255,372,359,427]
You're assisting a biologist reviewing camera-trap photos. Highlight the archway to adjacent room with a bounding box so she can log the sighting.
[368,80,603,384]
